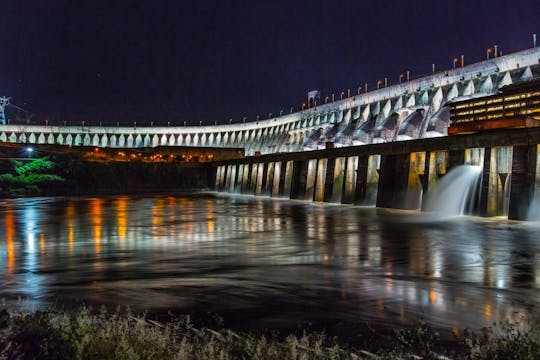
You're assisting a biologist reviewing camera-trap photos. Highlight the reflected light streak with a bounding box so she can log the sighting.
[485,303,492,318]
[40,233,45,253]
[90,199,103,252]
[66,203,75,252]
[429,290,436,304]
[5,211,15,273]
[116,198,128,244]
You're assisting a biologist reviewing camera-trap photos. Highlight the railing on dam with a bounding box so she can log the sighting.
[215,126,540,221]
[2,48,540,155]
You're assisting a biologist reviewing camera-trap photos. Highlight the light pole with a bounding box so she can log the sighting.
[453,57,458,69]
[377,80,382,89]
[494,45,498,58]
[364,83,368,93]
[340,91,345,100]
[399,74,404,83]
[406,70,410,81]
[534,33,537,48]
[357,86,361,95]
[486,47,492,59]
[325,96,329,104]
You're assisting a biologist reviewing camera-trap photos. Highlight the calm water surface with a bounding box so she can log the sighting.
[1,193,539,334]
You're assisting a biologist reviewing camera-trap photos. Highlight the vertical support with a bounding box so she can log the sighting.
[323,158,337,202]
[342,156,358,204]
[249,163,258,194]
[215,166,222,191]
[376,154,410,209]
[278,160,287,197]
[305,159,318,200]
[509,145,536,220]
[255,163,265,195]
[260,163,269,195]
[282,160,294,198]
[406,152,425,210]
[354,156,369,205]
[478,147,492,216]
[314,158,327,202]
[290,160,308,199]
[241,163,251,193]
[331,157,346,203]
[228,165,237,193]
[271,162,281,197]
[224,165,232,191]
[265,162,274,195]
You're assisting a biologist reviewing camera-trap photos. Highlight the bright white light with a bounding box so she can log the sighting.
[27,147,33,152]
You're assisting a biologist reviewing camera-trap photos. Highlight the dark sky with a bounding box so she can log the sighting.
[2,0,540,125]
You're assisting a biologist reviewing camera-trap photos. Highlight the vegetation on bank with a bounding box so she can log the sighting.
[1,307,539,359]
[0,158,64,197]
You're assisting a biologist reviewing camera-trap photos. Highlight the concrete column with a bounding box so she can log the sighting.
[277,161,287,197]
[305,159,318,200]
[342,156,358,204]
[255,163,265,195]
[224,165,232,191]
[331,157,346,203]
[376,154,410,209]
[478,148,492,216]
[508,145,537,220]
[228,165,237,193]
[353,156,369,205]
[249,163,258,194]
[290,160,308,200]
[322,158,336,202]
[241,163,251,193]
[264,162,274,195]
[271,162,281,197]
[215,166,222,191]
[406,152,425,210]
[314,158,328,202]
[282,160,294,198]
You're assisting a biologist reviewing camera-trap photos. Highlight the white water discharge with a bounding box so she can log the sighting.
[527,193,540,221]
[424,165,482,216]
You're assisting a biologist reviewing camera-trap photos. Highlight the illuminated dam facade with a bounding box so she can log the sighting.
[1,48,540,155]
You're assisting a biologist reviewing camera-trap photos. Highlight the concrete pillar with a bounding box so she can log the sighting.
[353,156,369,205]
[407,152,425,210]
[277,161,287,197]
[241,163,251,193]
[224,165,232,191]
[331,157,346,203]
[479,147,512,217]
[271,162,281,197]
[322,158,336,202]
[228,165,237,193]
[508,145,537,220]
[305,159,318,200]
[264,162,274,195]
[314,158,327,202]
[282,160,294,198]
[236,164,244,192]
[376,154,410,209]
[255,163,265,195]
[249,163,259,194]
[215,166,222,191]
[290,160,308,199]
[342,156,358,204]
[364,155,381,205]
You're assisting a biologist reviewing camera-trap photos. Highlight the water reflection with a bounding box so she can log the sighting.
[0,194,538,333]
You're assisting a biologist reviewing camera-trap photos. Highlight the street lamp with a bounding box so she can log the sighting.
[377,80,382,89]
[453,57,458,69]
[399,74,404,83]
[486,48,492,59]
[26,147,33,159]
[340,91,345,100]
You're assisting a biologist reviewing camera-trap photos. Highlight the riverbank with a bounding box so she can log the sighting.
[1,307,538,359]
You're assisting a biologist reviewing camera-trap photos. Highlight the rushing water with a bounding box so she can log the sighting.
[0,193,539,335]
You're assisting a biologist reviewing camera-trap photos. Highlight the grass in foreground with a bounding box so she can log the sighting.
[1,307,539,359]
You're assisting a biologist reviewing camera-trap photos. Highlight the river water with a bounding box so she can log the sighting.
[0,193,539,335]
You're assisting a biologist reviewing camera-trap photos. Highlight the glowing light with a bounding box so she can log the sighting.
[429,290,436,304]
[5,211,15,273]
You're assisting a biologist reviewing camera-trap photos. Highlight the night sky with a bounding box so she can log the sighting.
[2,0,540,126]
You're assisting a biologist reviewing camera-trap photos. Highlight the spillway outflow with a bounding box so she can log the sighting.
[424,165,482,216]
[527,194,540,221]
